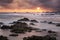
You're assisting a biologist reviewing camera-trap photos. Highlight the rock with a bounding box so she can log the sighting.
[18,18,29,21]
[1,25,10,29]
[0,35,8,40]
[30,20,38,23]
[23,35,56,40]
[10,22,33,33]
[35,30,42,32]
[30,23,35,25]
[10,29,25,34]
[48,30,56,33]
[0,22,4,24]
[9,34,18,37]
[56,24,60,26]
[48,21,53,24]
[9,21,17,24]
[42,29,47,31]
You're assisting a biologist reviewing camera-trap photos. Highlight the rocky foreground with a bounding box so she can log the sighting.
[0,18,58,40]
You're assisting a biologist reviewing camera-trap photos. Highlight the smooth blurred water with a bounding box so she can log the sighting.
[0,13,60,40]
[0,13,60,31]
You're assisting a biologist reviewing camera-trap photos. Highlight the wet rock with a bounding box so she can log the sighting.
[30,23,35,25]
[0,35,8,40]
[0,22,4,24]
[9,34,18,37]
[1,25,10,29]
[10,29,25,34]
[10,22,33,33]
[56,24,60,26]
[18,18,29,21]
[48,21,53,24]
[23,35,56,40]
[42,29,47,31]
[35,30,42,32]
[48,30,57,33]
[30,20,38,23]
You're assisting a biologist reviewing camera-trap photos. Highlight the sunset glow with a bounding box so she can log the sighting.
[37,7,40,10]
[0,0,59,12]
[0,8,54,12]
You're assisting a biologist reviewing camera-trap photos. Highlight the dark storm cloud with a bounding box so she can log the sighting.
[0,0,13,3]
[38,0,60,11]
[0,0,13,8]
[0,0,60,11]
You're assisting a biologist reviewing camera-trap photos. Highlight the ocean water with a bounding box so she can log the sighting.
[0,12,60,31]
[0,12,60,40]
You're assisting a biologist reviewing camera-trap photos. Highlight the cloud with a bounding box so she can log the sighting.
[0,0,60,11]
[0,0,13,8]
[0,0,13,3]
[38,0,60,11]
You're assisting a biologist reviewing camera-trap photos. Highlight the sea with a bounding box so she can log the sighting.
[0,12,60,40]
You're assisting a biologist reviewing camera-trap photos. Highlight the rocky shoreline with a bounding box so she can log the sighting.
[0,17,59,40]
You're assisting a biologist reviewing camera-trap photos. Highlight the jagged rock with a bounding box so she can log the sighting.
[18,18,29,21]
[23,35,56,40]
[30,20,38,23]
[9,34,18,37]
[0,35,8,40]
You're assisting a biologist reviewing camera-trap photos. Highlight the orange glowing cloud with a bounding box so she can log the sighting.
[0,7,54,12]
[0,0,58,12]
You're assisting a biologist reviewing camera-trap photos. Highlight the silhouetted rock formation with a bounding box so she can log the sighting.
[23,35,56,40]
[10,22,34,33]
[48,30,56,33]
[0,35,8,40]
[18,18,29,21]
[0,18,39,34]
[9,34,18,37]
[48,22,53,24]
[48,30,57,37]
[30,20,38,23]
[56,24,60,26]
[1,25,10,29]
[30,23,35,25]
[0,22,4,24]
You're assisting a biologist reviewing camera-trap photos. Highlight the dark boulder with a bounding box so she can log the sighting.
[23,35,56,40]
[0,35,8,40]
[56,24,60,26]
[30,20,38,23]
[18,18,29,21]
[48,22,53,24]
[30,23,35,25]
[9,34,18,37]
[1,25,10,29]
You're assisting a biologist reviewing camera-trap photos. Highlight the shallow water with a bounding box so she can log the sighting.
[0,13,60,31]
[0,13,60,40]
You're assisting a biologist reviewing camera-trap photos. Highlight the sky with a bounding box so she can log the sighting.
[0,0,60,12]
